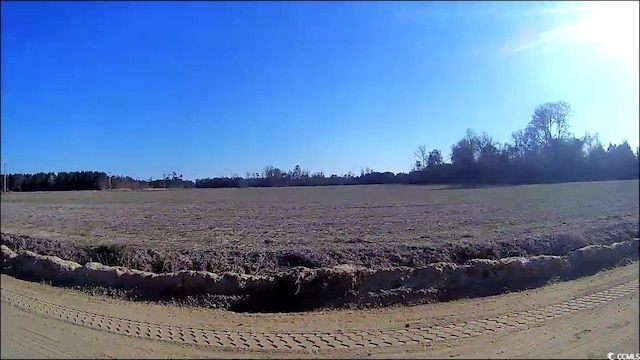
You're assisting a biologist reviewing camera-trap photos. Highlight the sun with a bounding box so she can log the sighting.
[575,1,639,71]
[512,2,639,73]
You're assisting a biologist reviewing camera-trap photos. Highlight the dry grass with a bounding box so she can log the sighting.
[1,180,638,274]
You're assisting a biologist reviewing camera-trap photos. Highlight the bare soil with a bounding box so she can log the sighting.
[2,264,638,358]
[1,180,638,275]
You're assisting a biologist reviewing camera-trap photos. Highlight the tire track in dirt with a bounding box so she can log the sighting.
[2,278,638,353]
[4,325,90,358]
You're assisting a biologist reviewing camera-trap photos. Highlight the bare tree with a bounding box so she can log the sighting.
[581,132,605,156]
[477,132,500,163]
[529,101,573,148]
[414,145,428,171]
[263,166,272,179]
[450,129,480,166]
[510,129,531,159]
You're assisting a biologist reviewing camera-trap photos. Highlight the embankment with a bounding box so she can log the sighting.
[2,238,638,312]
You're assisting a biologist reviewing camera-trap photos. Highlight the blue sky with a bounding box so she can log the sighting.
[2,1,638,179]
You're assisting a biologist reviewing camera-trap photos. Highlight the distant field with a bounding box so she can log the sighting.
[1,180,638,274]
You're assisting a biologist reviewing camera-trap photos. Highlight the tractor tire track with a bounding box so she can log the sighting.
[2,279,638,353]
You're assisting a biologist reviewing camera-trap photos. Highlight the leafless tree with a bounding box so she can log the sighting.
[414,145,428,171]
[529,101,573,148]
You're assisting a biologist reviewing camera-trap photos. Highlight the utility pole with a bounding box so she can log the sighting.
[3,163,7,193]
[162,173,166,189]
[108,172,112,190]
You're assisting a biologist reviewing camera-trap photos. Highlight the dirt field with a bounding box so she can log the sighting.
[1,180,638,275]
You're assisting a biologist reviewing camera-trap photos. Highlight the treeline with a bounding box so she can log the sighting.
[194,166,427,188]
[1,171,194,192]
[1,101,638,192]
[425,101,640,185]
[195,101,639,188]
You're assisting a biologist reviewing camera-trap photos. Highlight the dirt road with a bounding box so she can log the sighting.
[1,263,639,359]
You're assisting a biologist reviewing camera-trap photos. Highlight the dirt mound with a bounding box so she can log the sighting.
[3,237,638,312]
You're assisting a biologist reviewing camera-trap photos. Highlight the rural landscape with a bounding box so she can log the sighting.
[2,102,639,192]
[2,1,639,357]
[1,101,639,312]
[2,168,639,312]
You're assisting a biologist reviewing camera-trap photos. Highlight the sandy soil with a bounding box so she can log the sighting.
[1,263,638,358]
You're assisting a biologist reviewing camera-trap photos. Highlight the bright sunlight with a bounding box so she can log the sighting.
[517,1,639,74]
[576,1,639,71]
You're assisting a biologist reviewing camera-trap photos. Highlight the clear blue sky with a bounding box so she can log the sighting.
[2,1,638,179]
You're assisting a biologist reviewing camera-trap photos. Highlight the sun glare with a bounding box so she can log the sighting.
[577,1,639,71]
